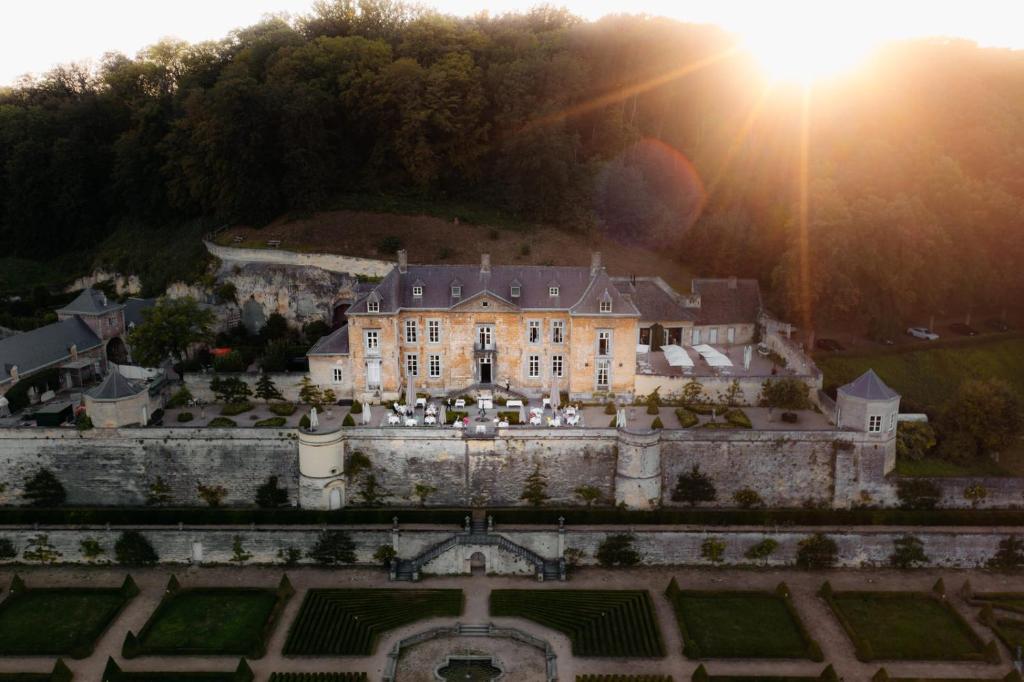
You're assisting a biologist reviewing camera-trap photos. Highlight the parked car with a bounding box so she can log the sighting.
[815,338,845,352]
[907,327,939,340]
[986,318,1011,332]
[949,322,979,336]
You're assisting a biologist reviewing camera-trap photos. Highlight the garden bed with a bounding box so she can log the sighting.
[0,575,137,658]
[283,588,463,656]
[666,580,822,660]
[123,576,292,659]
[490,589,664,658]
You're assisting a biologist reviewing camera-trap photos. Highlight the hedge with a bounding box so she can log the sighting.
[0,507,467,526]
[871,671,1021,682]
[102,657,253,682]
[0,659,73,682]
[692,665,838,681]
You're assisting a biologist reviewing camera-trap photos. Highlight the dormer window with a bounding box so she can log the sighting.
[600,299,612,313]
[549,287,559,297]
[451,286,462,297]
[367,300,379,313]
[412,286,423,297]
[510,286,520,298]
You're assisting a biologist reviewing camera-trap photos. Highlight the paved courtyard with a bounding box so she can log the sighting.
[0,564,1021,680]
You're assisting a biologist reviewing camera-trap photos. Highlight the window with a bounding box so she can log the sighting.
[364,329,379,352]
[406,353,419,377]
[510,285,520,298]
[451,285,462,297]
[597,330,611,356]
[332,367,343,383]
[552,320,564,344]
[549,286,559,297]
[692,328,701,345]
[709,328,719,344]
[108,317,116,327]
[528,320,541,344]
[412,285,423,297]
[528,354,540,378]
[551,354,564,377]
[639,327,651,345]
[868,415,882,433]
[428,354,441,378]
[889,413,896,431]
[600,299,612,313]
[596,359,610,389]
[727,327,735,343]
[367,299,379,313]
[427,319,440,344]
[481,301,489,308]
[477,325,493,349]
[405,319,417,343]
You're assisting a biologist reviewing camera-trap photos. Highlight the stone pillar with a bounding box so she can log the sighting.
[297,425,345,509]
[614,429,663,509]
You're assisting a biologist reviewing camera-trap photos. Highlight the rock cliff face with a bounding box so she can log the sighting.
[218,262,361,327]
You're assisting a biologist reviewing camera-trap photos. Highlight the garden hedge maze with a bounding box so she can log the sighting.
[965,584,1024,654]
[122,575,293,659]
[283,588,463,656]
[490,589,664,658]
[665,579,823,660]
[0,574,137,658]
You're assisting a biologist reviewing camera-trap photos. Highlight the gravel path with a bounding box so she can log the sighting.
[0,564,1020,680]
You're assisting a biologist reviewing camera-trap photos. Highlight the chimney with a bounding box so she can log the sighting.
[480,253,491,275]
[9,365,18,382]
[397,249,408,274]
[590,252,602,276]
[69,344,78,360]
[728,276,738,290]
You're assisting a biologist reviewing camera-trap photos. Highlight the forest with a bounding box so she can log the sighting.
[1,0,1022,333]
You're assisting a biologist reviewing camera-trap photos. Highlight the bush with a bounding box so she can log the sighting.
[166,386,193,409]
[964,483,988,508]
[255,416,286,427]
[75,413,93,430]
[342,413,355,427]
[896,422,937,461]
[781,411,799,423]
[213,350,246,373]
[197,483,228,507]
[208,417,237,428]
[604,403,616,415]
[221,401,253,416]
[733,488,764,509]
[761,377,811,410]
[796,533,838,569]
[889,535,928,568]
[671,465,716,506]
[745,538,779,565]
[350,399,363,415]
[115,531,158,565]
[177,412,194,422]
[675,407,698,428]
[724,408,752,428]
[651,416,664,429]
[374,545,397,567]
[701,537,726,563]
[23,469,66,507]
[988,535,1024,569]
[596,533,640,567]
[896,478,942,510]
[269,402,297,416]
[0,537,16,559]
[298,414,310,429]
[496,411,521,425]
[308,530,356,565]
[255,475,288,508]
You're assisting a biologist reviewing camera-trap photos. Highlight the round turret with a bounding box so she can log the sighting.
[614,428,662,509]
[835,369,900,437]
[298,424,346,509]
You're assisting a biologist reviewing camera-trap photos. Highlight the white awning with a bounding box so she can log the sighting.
[661,344,694,368]
[693,344,733,367]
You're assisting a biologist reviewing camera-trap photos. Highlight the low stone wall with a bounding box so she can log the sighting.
[183,372,310,403]
[908,476,1024,509]
[0,524,1016,569]
[205,241,392,278]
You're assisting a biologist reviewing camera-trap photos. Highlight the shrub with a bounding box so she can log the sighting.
[896,478,942,510]
[496,410,520,425]
[350,399,363,414]
[964,483,988,508]
[701,537,726,563]
[724,408,752,428]
[210,375,251,403]
[889,535,928,568]
[229,535,253,564]
[308,530,356,565]
[255,475,288,508]
[733,487,764,509]
[145,477,173,506]
[342,413,356,427]
[197,483,228,507]
[221,401,253,416]
[176,411,194,422]
[277,547,302,566]
[115,531,158,565]
[646,401,660,415]
[672,465,716,506]
[213,350,246,373]
[520,465,550,507]
[254,374,284,402]
[796,533,838,569]
[604,403,616,415]
[269,402,297,416]
[166,386,193,408]
[675,407,698,428]
[781,411,799,423]
[574,485,602,507]
[896,422,937,461]
[374,545,397,567]
[596,533,640,567]
[0,537,16,559]
[298,414,310,429]
[745,538,779,565]
[255,416,286,427]
[413,482,437,506]
[23,468,66,506]
[80,537,106,562]
[208,417,237,428]
[761,377,811,410]
[988,535,1024,569]
[75,413,93,430]
[651,416,664,429]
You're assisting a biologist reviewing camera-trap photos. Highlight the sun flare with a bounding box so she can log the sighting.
[741,29,875,84]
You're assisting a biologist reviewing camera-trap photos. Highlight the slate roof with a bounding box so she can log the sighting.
[613,277,697,323]
[0,317,102,384]
[838,369,899,401]
[56,288,123,316]
[347,264,640,317]
[307,324,351,356]
[691,278,762,325]
[123,297,156,328]
[86,371,145,400]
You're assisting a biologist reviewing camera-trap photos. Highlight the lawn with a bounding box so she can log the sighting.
[283,588,463,656]
[125,578,291,659]
[823,589,992,661]
[665,581,820,660]
[0,577,136,658]
[490,589,664,658]
[894,456,1009,478]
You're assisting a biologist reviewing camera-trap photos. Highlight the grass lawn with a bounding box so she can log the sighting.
[666,585,819,660]
[0,587,132,657]
[133,589,279,656]
[826,592,988,661]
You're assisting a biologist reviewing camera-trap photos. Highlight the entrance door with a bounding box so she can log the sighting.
[470,551,486,575]
[328,487,343,510]
[727,327,735,344]
[479,356,492,384]
[366,360,381,389]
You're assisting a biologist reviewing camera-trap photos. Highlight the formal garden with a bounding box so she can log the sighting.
[122,576,292,659]
[665,579,822,660]
[690,667,838,681]
[282,588,464,656]
[490,589,664,658]
[101,658,254,681]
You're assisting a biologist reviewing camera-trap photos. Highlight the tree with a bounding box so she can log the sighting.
[596,533,640,567]
[745,538,778,566]
[671,465,717,506]
[299,376,328,409]
[413,482,436,506]
[22,469,66,506]
[682,379,705,405]
[796,533,838,569]
[896,422,937,461]
[115,531,158,565]
[988,535,1024,569]
[127,297,215,367]
[760,378,811,410]
[889,535,928,568]
[374,545,397,567]
[254,374,284,403]
[197,483,228,507]
[308,530,356,565]
[574,485,602,507]
[359,473,390,507]
[520,465,550,507]
[255,475,288,508]
[210,376,252,404]
[939,379,1022,461]
[701,537,726,564]
[230,535,253,564]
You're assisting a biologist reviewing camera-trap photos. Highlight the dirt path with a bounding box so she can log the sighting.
[0,565,1020,680]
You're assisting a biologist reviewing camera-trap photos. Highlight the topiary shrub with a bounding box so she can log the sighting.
[176,411,194,422]
[733,487,764,509]
[342,413,356,427]
[675,407,698,428]
[115,531,158,565]
[269,402,297,416]
[724,408,752,428]
[781,411,799,423]
[299,414,310,429]
[255,416,286,427]
[604,403,616,415]
[221,401,254,416]
[651,416,664,429]
[350,399,363,415]
[208,417,237,428]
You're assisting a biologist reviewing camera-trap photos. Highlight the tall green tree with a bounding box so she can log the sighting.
[127,297,214,366]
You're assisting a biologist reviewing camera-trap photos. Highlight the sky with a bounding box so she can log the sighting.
[2,0,1023,86]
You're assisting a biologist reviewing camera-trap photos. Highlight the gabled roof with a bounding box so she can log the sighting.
[0,317,102,384]
[838,369,899,401]
[612,277,698,323]
[307,325,350,356]
[691,278,762,325]
[87,371,145,401]
[123,297,156,328]
[57,288,123,316]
